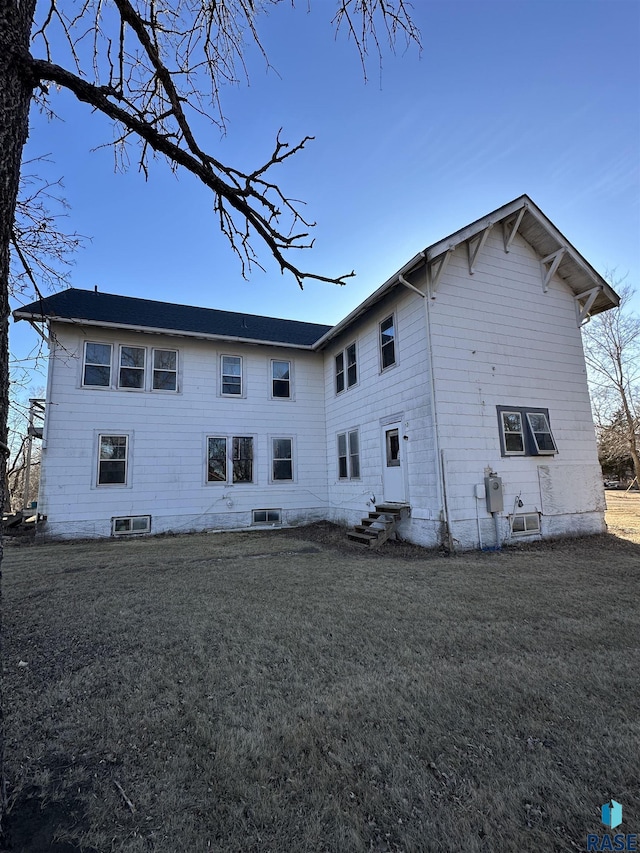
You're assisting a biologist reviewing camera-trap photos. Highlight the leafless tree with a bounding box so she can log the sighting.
[11,158,87,300]
[0,0,421,828]
[582,283,640,484]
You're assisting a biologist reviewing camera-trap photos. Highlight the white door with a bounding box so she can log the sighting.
[382,423,405,503]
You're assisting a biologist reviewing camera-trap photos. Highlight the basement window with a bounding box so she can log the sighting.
[112,515,151,535]
[252,509,282,524]
[511,513,540,535]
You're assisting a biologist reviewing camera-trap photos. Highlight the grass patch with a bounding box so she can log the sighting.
[3,515,640,852]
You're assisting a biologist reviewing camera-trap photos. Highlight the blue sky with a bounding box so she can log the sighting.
[13,0,640,374]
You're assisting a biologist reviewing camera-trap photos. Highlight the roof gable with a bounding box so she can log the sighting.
[13,197,619,348]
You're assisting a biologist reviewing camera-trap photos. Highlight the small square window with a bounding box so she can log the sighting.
[112,515,151,535]
[511,513,540,535]
[252,509,281,524]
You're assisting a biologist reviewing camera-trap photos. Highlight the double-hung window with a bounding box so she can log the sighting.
[335,343,357,393]
[152,349,178,391]
[271,360,291,399]
[338,429,360,479]
[497,406,557,457]
[98,435,128,485]
[83,342,112,387]
[119,346,145,389]
[379,315,396,370]
[232,437,253,483]
[272,438,293,481]
[207,436,254,483]
[221,355,243,396]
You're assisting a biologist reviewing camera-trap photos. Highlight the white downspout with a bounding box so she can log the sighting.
[398,273,451,550]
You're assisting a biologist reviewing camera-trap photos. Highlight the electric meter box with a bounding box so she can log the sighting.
[484,475,504,513]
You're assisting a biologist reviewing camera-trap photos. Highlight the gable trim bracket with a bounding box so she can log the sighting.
[540,248,565,292]
[467,223,493,275]
[502,206,527,253]
[574,286,603,326]
[427,247,454,297]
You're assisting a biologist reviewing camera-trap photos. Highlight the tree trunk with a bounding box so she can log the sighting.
[0,0,38,834]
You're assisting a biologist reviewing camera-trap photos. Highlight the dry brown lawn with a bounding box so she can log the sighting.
[604,490,640,543]
[2,499,639,852]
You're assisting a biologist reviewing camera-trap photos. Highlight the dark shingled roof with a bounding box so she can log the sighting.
[14,288,332,347]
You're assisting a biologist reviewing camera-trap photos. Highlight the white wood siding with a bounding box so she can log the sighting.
[428,231,605,549]
[40,325,327,537]
[323,287,441,545]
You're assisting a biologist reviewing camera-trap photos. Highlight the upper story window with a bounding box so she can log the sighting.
[497,406,558,457]
[83,342,112,387]
[335,343,357,394]
[119,346,146,389]
[153,349,178,391]
[221,355,243,396]
[83,342,178,392]
[98,434,128,485]
[380,315,396,370]
[271,360,291,399]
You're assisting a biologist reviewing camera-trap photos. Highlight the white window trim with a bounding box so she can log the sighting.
[337,428,361,480]
[112,515,151,535]
[345,341,358,390]
[526,412,558,455]
[206,434,255,485]
[82,341,113,389]
[335,342,358,394]
[95,431,132,489]
[252,509,282,525]
[117,345,147,391]
[379,313,397,373]
[498,406,557,457]
[270,435,295,484]
[151,348,179,393]
[269,358,295,401]
[83,343,182,393]
[500,410,526,456]
[220,354,244,398]
[511,512,541,535]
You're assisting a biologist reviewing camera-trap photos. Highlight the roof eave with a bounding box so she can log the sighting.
[313,250,427,350]
[15,314,319,350]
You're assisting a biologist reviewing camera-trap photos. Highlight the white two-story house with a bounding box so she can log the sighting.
[14,196,618,549]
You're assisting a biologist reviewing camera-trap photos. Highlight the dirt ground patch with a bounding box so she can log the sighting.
[2,509,639,852]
